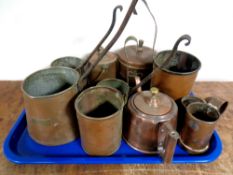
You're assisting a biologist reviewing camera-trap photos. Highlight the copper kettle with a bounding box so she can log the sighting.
[123,87,179,163]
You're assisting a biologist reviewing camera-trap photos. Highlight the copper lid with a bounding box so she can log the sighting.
[116,40,154,69]
[133,87,172,116]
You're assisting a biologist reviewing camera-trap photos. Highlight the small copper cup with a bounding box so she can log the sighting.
[179,102,220,154]
[74,86,124,156]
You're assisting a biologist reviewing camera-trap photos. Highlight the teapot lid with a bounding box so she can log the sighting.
[116,40,154,69]
[132,87,173,116]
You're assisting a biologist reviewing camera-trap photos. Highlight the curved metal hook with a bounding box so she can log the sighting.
[79,5,123,73]
[161,34,191,68]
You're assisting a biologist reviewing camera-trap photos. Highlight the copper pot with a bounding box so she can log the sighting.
[123,87,179,163]
[116,37,155,89]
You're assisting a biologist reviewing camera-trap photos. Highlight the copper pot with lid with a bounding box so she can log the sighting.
[116,1,157,89]
[116,37,155,88]
[123,87,179,163]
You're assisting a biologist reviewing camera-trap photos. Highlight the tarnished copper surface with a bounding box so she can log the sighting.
[123,88,178,162]
[179,102,220,154]
[75,86,124,156]
[22,67,80,145]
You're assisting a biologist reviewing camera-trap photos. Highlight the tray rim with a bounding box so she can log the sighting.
[3,109,222,164]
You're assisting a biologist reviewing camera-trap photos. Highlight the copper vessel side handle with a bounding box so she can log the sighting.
[158,123,179,164]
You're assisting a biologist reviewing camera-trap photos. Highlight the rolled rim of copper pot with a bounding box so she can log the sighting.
[186,102,220,124]
[50,56,83,69]
[154,50,201,76]
[22,67,80,99]
[74,86,124,121]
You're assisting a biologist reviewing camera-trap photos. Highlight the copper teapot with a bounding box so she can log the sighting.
[123,87,179,163]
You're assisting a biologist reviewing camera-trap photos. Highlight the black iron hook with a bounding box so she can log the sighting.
[161,34,191,68]
[79,5,123,72]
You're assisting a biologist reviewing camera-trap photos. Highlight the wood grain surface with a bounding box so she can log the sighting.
[0,81,232,175]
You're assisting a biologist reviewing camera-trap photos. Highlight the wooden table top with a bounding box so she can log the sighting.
[0,81,232,175]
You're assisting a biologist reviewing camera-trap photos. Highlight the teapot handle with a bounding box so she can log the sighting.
[157,123,179,163]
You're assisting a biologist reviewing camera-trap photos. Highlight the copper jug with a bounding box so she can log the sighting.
[123,87,179,163]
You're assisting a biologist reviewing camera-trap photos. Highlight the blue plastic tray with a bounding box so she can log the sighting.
[3,110,222,164]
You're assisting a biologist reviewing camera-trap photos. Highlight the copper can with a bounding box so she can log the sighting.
[116,38,155,88]
[74,86,124,156]
[123,87,179,163]
[22,67,80,146]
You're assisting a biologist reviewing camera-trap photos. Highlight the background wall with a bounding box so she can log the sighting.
[0,0,232,80]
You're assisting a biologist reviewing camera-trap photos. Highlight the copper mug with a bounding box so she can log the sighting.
[179,102,220,154]
[74,86,124,156]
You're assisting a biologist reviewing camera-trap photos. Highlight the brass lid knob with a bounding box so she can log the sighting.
[150,87,159,95]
